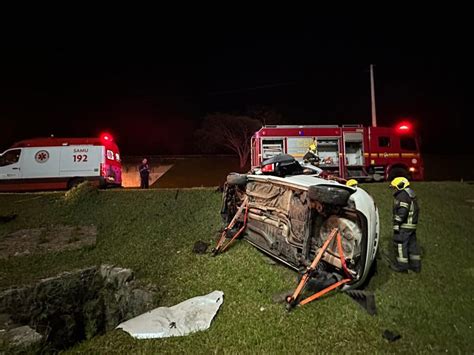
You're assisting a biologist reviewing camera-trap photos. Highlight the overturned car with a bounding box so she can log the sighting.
[215,155,380,308]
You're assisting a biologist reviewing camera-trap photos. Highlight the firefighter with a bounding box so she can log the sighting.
[346,179,358,187]
[303,137,319,165]
[139,158,150,189]
[389,177,421,273]
[309,137,318,155]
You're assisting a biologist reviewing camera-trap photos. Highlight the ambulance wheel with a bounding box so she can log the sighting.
[308,185,351,206]
[388,167,410,181]
[68,178,84,190]
[226,173,247,186]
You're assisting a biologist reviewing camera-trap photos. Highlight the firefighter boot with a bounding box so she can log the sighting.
[389,263,408,273]
[409,257,421,273]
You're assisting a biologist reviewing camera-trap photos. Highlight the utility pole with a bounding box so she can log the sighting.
[370,64,377,127]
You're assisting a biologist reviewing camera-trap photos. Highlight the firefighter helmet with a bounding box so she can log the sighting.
[346,179,358,187]
[390,177,410,190]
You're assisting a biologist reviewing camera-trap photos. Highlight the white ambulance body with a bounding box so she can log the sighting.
[0,135,122,192]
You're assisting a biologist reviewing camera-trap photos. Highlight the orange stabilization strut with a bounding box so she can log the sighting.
[286,228,353,310]
[212,196,249,255]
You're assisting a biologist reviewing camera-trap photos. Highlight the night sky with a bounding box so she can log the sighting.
[0,15,469,155]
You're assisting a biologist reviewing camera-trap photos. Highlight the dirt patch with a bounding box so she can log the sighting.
[192,240,209,254]
[0,225,97,259]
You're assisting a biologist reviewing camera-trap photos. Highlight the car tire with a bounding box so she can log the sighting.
[358,258,378,289]
[308,185,351,206]
[388,167,410,181]
[226,173,247,186]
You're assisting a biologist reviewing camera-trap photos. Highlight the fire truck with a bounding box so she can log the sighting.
[250,122,424,181]
[0,133,122,192]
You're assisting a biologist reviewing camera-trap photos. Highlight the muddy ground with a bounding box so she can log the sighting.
[0,225,96,259]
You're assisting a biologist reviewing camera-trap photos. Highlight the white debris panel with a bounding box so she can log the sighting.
[116,290,224,339]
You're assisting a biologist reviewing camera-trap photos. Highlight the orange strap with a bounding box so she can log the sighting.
[297,231,353,307]
[221,204,249,252]
[286,228,355,308]
[214,197,249,254]
[336,231,353,279]
[286,228,338,304]
[299,278,351,305]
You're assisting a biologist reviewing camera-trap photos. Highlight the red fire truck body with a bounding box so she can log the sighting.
[250,123,424,181]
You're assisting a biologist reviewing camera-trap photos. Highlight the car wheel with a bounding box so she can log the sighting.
[388,167,410,181]
[308,185,351,206]
[226,173,247,186]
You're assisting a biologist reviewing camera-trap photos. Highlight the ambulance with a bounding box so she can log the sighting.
[0,133,122,192]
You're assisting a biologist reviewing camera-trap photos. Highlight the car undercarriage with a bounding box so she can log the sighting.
[214,156,379,309]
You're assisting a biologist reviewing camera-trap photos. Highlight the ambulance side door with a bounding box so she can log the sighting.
[21,147,61,178]
[59,145,101,177]
[0,149,22,179]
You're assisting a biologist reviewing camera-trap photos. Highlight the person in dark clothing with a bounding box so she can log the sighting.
[389,177,421,273]
[139,158,150,189]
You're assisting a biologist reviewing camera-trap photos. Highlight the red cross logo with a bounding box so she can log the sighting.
[35,150,49,163]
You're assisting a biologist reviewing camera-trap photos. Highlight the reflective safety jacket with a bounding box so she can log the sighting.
[393,187,419,231]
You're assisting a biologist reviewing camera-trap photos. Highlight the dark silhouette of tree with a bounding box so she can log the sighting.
[196,113,261,168]
[246,105,285,126]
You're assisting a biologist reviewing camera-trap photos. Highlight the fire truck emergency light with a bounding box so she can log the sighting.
[100,133,113,143]
[396,122,412,133]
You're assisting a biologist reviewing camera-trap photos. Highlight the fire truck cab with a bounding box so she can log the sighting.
[251,123,424,181]
[0,134,122,192]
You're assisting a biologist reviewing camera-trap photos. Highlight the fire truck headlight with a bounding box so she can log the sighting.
[409,167,416,172]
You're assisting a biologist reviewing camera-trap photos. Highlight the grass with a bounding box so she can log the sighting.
[423,154,474,181]
[151,156,247,188]
[139,154,474,189]
[0,182,473,353]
